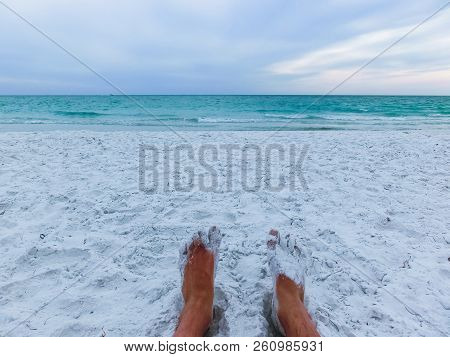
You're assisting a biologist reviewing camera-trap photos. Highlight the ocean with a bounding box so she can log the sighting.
[0,95,449,130]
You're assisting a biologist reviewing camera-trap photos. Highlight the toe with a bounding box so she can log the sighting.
[292,237,304,257]
[267,229,279,250]
[280,233,289,250]
[267,239,277,250]
[180,241,188,258]
[208,225,219,239]
[285,234,294,251]
[207,225,222,254]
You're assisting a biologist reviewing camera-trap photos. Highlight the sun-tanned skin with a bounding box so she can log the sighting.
[173,239,215,337]
[275,274,319,336]
[174,229,320,337]
[269,229,320,337]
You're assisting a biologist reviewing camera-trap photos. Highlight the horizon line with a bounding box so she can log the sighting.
[0,94,449,97]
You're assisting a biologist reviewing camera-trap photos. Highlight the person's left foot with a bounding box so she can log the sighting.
[182,234,215,308]
[174,227,222,336]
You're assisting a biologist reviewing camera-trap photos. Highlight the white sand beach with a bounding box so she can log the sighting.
[0,130,449,336]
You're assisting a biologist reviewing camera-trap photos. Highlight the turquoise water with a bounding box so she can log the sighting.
[0,95,449,130]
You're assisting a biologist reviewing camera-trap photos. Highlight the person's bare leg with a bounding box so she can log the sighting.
[174,228,221,337]
[275,274,319,337]
[173,239,214,336]
[268,229,320,337]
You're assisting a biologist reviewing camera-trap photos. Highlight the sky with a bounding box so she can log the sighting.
[0,0,449,95]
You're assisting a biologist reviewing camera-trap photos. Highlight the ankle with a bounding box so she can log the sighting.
[279,307,319,337]
[174,297,213,337]
[184,283,214,305]
[185,294,213,313]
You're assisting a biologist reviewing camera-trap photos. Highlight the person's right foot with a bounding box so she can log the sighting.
[267,229,320,337]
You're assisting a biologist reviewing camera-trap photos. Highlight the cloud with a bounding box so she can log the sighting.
[265,8,450,93]
[267,28,405,75]
[0,0,449,94]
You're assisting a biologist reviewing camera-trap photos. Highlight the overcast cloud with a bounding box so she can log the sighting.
[0,0,449,94]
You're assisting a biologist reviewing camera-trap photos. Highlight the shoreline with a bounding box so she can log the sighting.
[1,123,449,133]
